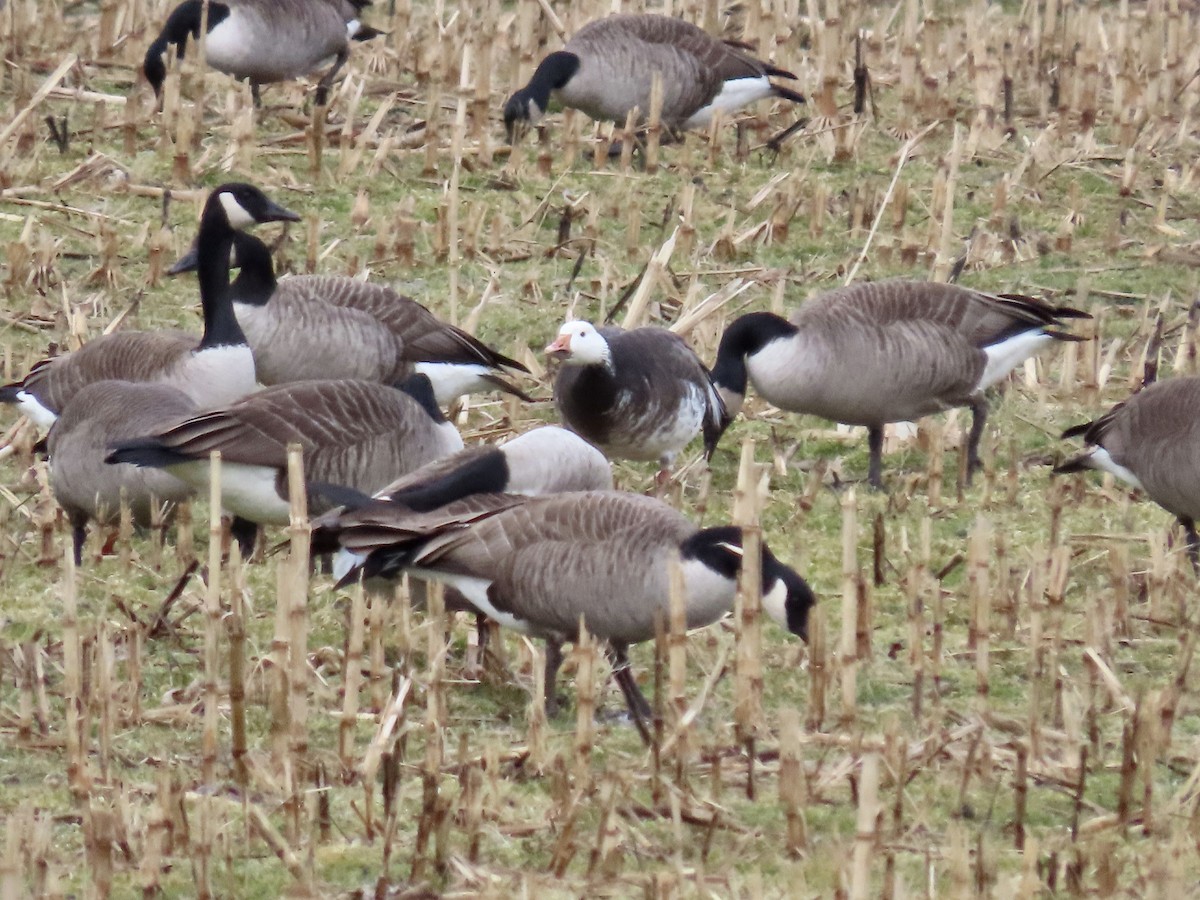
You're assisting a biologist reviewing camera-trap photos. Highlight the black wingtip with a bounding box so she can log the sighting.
[105,439,188,469]
[1060,421,1093,440]
[771,84,807,105]
[1051,455,1092,476]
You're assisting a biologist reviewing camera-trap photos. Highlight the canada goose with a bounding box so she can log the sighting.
[503,14,805,142]
[546,321,725,482]
[105,375,463,527]
[167,230,532,404]
[1054,376,1200,562]
[143,0,381,105]
[329,490,814,738]
[0,183,299,429]
[314,424,614,560]
[46,380,198,565]
[709,280,1091,488]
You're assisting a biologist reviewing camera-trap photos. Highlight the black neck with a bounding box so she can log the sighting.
[525,51,580,111]
[229,232,278,307]
[391,450,508,512]
[195,211,248,350]
[397,374,445,422]
[710,312,797,394]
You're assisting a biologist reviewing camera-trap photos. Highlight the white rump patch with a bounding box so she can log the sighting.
[978,331,1052,391]
[14,390,59,428]
[412,362,493,405]
[173,459,289,524]
[218,191,257,230]
[1080,447,1144,490]
[344,18,362,37]
[761,578,790,628]
[333,548,366,583]
[684,76,774,129]
[409,569,539,636]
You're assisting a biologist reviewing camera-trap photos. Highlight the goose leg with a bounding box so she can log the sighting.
[229,516,259,561]
[315,47,349,106]
[250,81,262,108]
[966,397,989,484]
[1180,516,1200,572]
[609,643,652,745]
[543,636,565,718]
[70,514,87,567]
[867,425,885,490]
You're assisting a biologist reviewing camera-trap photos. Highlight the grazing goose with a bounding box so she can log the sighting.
[709,280,1091,488]
[315,424,613,561]
[503,14,805,142]
[46,381,198,565]
[168,230,531,404]
[0,183,298,428]
[1054,376,1200,561]
[546,321,725,482]
[105,375,463,528]
[143,0,381,105]
[329,490,814,739]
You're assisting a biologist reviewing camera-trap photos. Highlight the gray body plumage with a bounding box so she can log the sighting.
[235,275,528,402]
[711,280,1090,486]
[48,380,197,556]
[561,15,781,127]
[203,0,356,85]
[110,379,463,525]
[1056,376,1200,530]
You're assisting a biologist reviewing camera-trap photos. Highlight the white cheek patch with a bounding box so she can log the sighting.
[15,390,59,428]
[760,578,790,628]
[714,541,744,557]
[218,192,256,230]
[1084,447,1144,490]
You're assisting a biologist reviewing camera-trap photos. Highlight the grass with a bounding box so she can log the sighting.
[1,0,1200,895]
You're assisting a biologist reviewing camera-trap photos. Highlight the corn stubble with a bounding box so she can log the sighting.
[0,0,1199,895]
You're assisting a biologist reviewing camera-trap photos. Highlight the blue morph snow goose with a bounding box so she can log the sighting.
[546,321,724,483]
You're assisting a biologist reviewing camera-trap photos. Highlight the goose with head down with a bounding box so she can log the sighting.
[503,13,804,142]
[46,380,198,565]
[328,489,814,741]
[143,0,382,105]
[1055,375,1200,565]
[105,375,463,544]
[709,280,1091,488]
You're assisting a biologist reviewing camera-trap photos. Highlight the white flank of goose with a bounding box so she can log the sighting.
[0,183,300,428]
[708,280,1091,488]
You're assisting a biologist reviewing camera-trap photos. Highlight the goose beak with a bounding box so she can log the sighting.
[166,242,200,276]
[262,199,302,224]
[544,334,571,359]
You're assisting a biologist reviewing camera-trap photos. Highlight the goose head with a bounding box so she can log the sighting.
[503,50,580,143]
[681,526,815,642]
[208,183,301,231]
[545,321,612,368]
